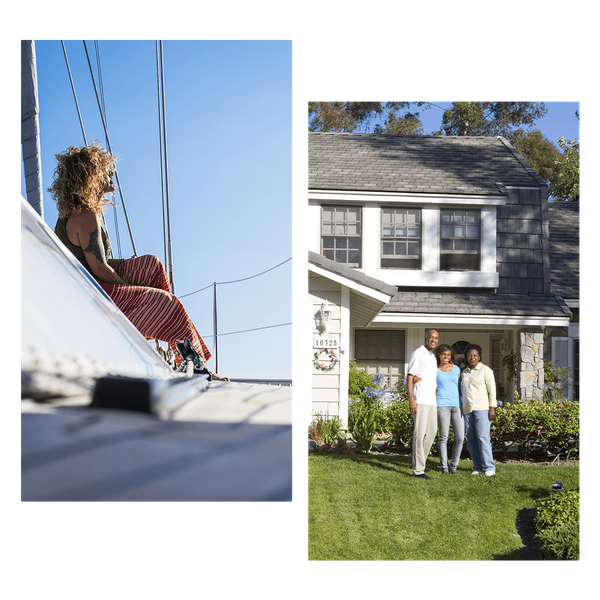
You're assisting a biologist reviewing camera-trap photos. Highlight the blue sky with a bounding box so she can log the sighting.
[22,40,292,379]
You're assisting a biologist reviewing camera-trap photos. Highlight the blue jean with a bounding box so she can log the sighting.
[437,406,464,471]
[463,410,495,472]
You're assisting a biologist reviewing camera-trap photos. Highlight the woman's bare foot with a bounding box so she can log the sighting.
[210,371,229,382]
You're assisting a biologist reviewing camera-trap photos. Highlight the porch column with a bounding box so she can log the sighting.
[519,330,545,401]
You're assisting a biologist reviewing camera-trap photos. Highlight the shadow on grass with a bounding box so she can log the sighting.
[314,452,443,477]
[322,452,412,473]
[494,507,541,560]
[312,452,408,471]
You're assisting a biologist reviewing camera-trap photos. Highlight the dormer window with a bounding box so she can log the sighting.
[321,205,362,267]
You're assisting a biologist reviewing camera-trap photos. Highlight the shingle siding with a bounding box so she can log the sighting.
[495,188,548,295]
[547,202,579,298]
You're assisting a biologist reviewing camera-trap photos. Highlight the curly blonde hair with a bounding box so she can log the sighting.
[48,142,118,218]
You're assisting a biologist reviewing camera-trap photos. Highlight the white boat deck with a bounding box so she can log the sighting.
[22,381,291,501]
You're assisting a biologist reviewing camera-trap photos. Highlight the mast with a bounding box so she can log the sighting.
[21,40,43,217]
[157,41,174,292]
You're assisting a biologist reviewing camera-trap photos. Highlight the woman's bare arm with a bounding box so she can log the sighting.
[71,211,127,284]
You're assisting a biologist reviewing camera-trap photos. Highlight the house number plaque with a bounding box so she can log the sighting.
[313,334,340,348]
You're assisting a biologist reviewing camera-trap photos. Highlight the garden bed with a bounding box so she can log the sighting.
[309,438,579,467]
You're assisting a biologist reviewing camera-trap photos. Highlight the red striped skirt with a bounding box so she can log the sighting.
[97,254,211,363]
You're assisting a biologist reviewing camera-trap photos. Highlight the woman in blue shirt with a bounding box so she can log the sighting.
[435,344,464,474]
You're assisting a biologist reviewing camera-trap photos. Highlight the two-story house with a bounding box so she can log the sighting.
[308,133,573,425]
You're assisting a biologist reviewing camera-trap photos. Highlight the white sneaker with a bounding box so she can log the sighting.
[471,470,480,475]
[485,470,495,477]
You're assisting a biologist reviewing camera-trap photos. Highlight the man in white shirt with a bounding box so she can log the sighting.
[407,329,439,479]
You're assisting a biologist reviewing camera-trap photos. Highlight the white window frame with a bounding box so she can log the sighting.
[320,205,362,267]
[380,207,422,269]
[440,208,481,271]
[309,191,502,288]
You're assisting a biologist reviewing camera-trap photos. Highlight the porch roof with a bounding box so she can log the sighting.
[309,251,397,328]
[381,290,572,319]
[309,251,397,298]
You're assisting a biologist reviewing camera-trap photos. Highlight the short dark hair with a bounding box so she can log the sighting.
[466,344,482,360]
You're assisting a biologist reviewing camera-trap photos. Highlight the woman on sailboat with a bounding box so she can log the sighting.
[49,142,228,381]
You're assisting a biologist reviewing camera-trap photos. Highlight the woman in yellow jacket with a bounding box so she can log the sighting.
[460,344,497,476]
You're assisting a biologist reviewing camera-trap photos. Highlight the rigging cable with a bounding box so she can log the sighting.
[93,40,123,260]
[61,41,87,147]
[202,322,292,339]
[82,40,138,256]
[179,256,292,298]
[156,37,175,293]
[61,41,114,255]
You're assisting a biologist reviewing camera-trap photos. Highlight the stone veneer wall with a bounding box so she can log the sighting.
[519,330,545,401]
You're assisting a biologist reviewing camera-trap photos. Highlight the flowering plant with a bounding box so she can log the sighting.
[348,372,399,452]
[364,373,398,405]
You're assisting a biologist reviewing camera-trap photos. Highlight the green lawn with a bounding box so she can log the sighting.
[308,453,579,561]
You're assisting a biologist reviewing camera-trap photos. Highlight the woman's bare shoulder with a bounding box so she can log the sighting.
[64,210,100,246]
[69,209,101,229]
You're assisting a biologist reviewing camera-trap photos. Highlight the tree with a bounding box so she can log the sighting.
[308,102,420,133]
[435,103,580,199]
[553,135,580,201]
[511,128,562,186]
[510,120,579,201]
[439,102,548,137]
[374,112,424,135]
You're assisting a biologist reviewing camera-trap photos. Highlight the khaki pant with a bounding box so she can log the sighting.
[411,403,437,475]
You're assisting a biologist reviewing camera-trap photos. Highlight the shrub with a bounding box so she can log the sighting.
[309,413,347,448]
[381,397,413,449]
[491,400,579,460]
[348,370,398,452]
[349,359,372,402]
[322,415,346,447]
[535,491,579,560]
[309,412,329,445]
[344,365,579,461]
[349,401,378,452]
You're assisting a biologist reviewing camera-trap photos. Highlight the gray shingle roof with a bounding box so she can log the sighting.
[309,252,571,319]
[309,251,397,297]
[547,201,579,298]
[309,133,547,195]
[382,290,571,318]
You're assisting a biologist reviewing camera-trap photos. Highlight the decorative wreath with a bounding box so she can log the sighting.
[313,348,338,372]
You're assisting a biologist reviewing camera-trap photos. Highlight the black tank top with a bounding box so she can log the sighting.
[55,216,111,275]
